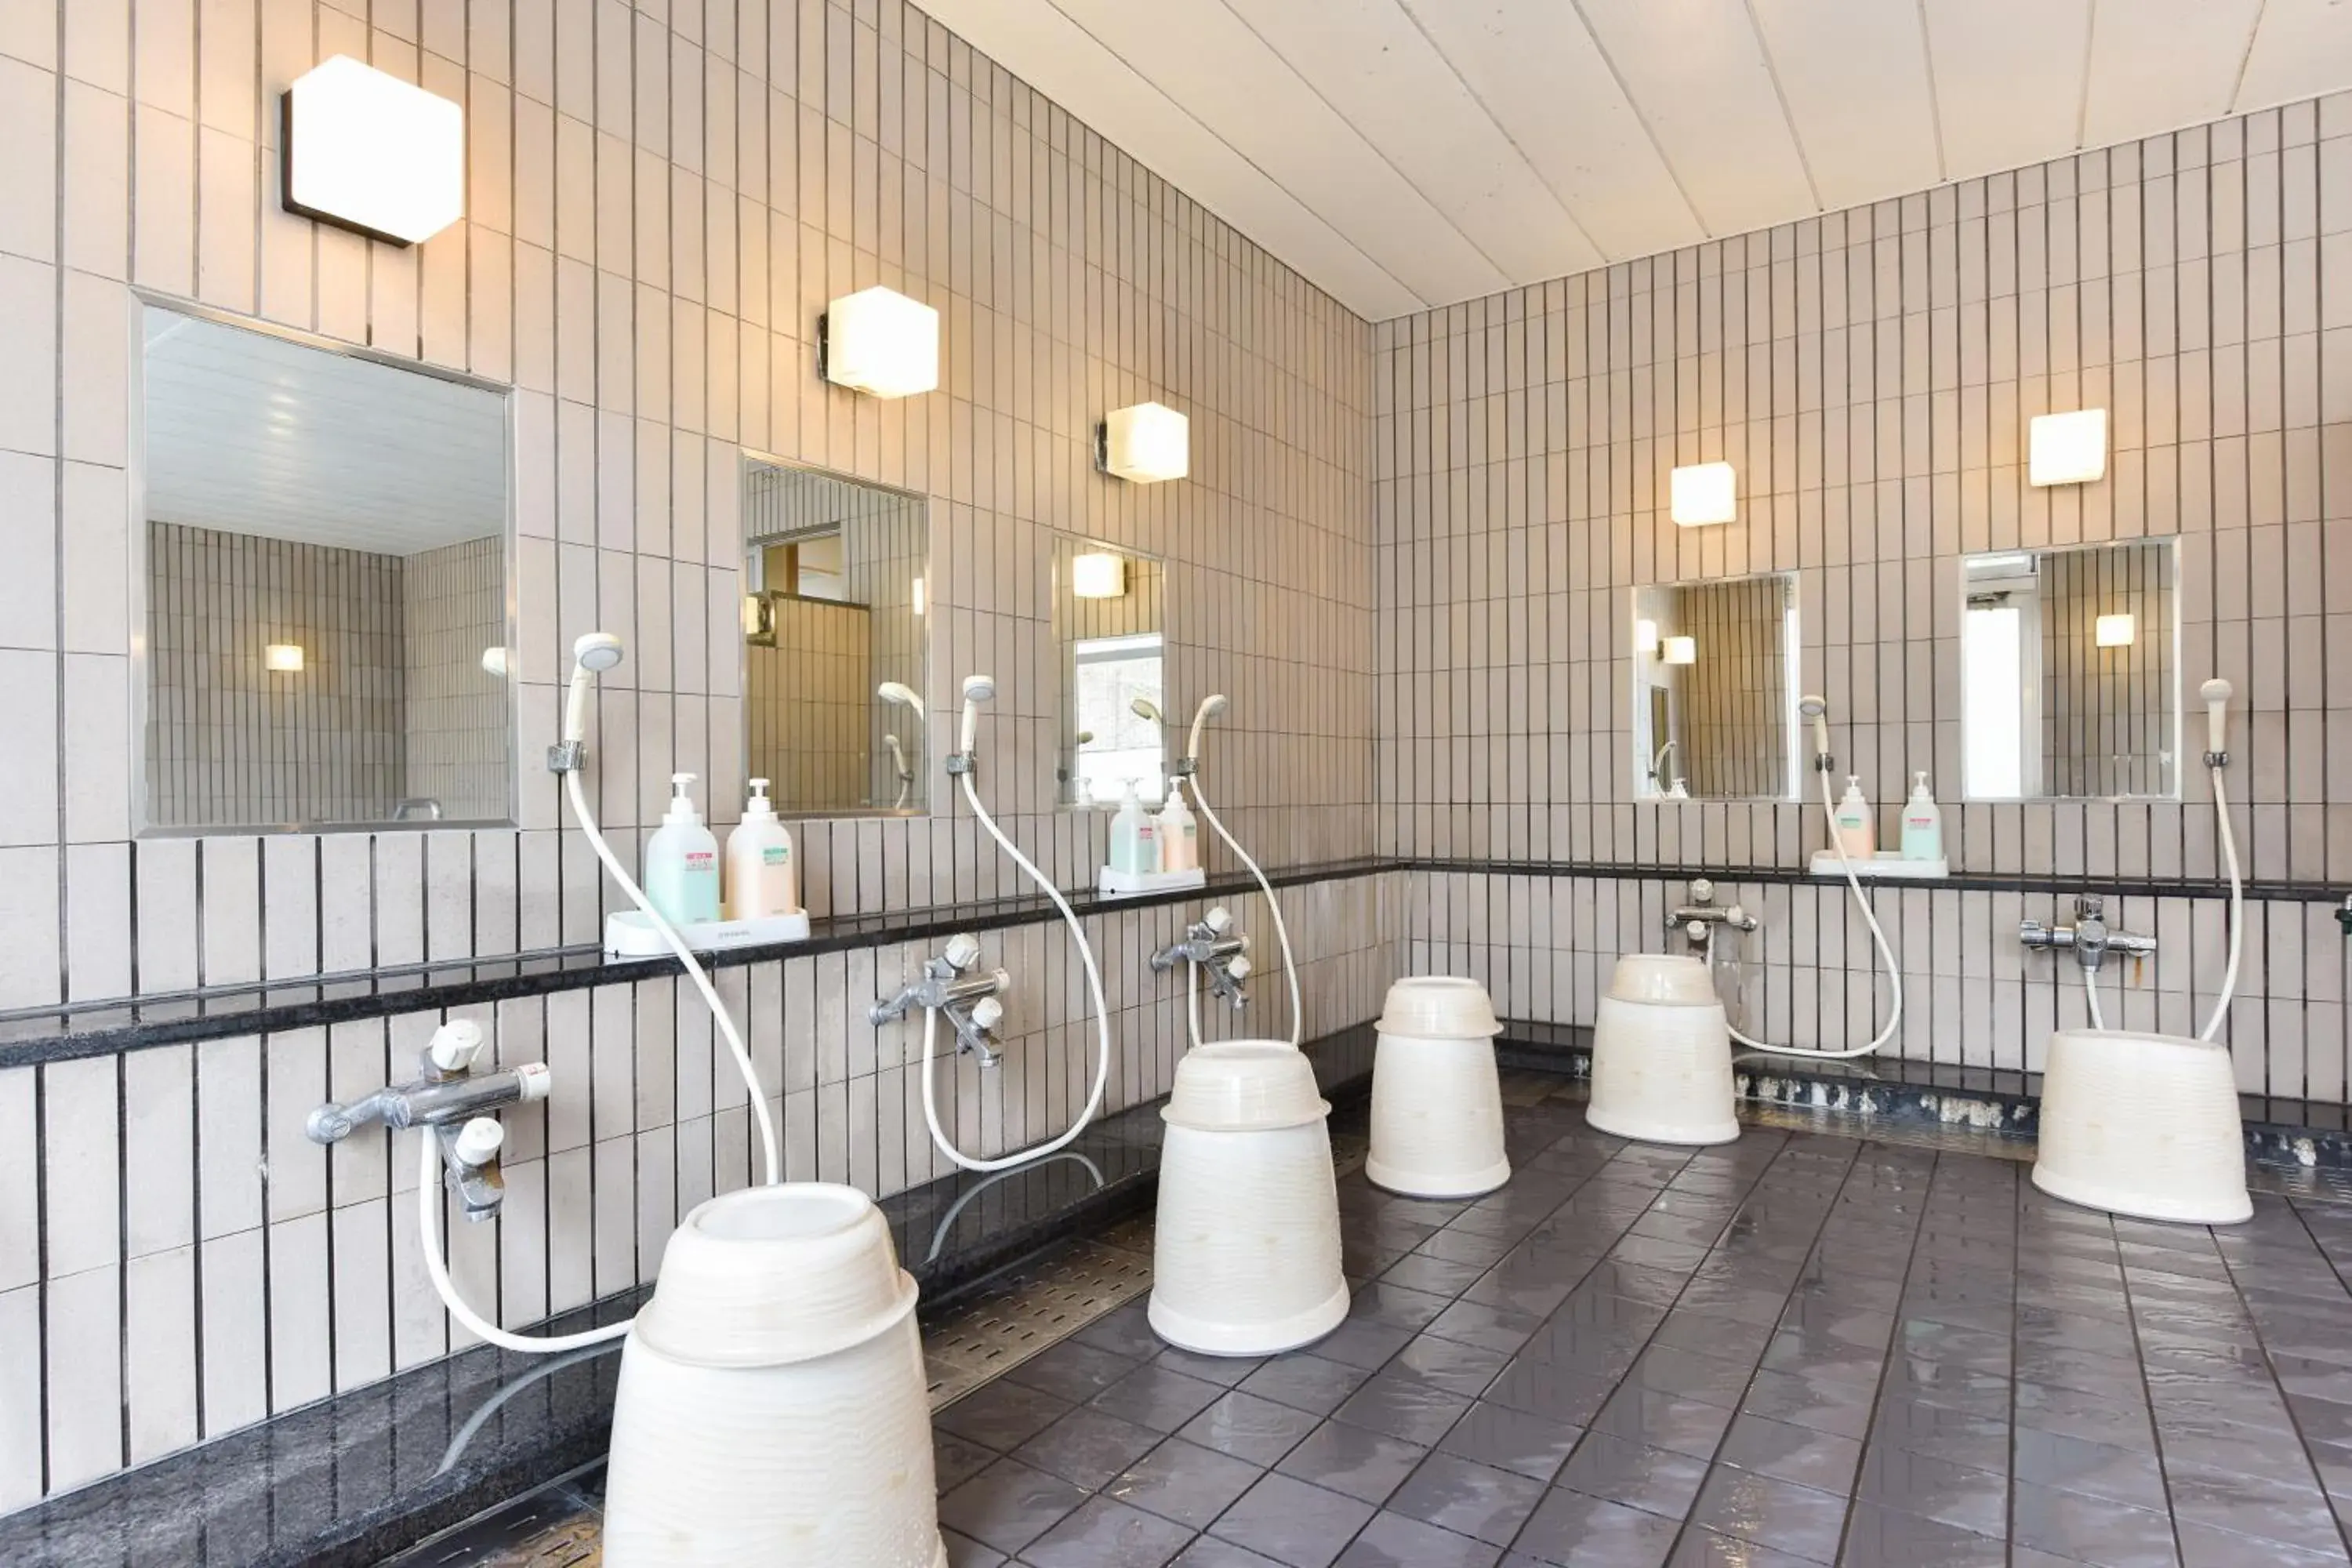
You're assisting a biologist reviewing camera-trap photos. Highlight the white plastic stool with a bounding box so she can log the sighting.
[1585,954,1740,1146]
[2034,1029,2252,1225]
[604,1183,948,1567]
[1367,977,1511,1198]
[1149,1041,1349,1356]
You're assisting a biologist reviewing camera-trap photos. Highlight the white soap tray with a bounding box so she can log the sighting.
[1809,851,1949,881]
[604,908,811,960]
[1097,866,1207,898]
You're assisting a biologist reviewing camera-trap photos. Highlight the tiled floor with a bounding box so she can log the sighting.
[401,1079,2352,1566]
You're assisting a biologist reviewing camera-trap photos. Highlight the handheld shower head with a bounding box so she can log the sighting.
[884,732,912,782]
[960,673,996,752]
[1798,693,1831,767]
[1187,693,1231,762]
[1131,696,1164,725]
[562,632,627,745]
[877,681,926,720]
[2201,677,2234,762]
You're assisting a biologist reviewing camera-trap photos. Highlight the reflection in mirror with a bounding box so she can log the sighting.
[741,459,928,815]
[1961,538,2177,800]
[1630,573,1798,800]
[139,306,513,832]
[1051,536,1166,807]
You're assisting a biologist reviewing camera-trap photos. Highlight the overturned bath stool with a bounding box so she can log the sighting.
[1149,1041,1350,1356]
[1585,953,1740,1146]
[1367,977,1512,1199]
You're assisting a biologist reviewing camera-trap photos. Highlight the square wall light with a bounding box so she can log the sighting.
[1101,402,1189,482]
[1662,636,1697,666]
[2096,612,2136,648]
[1669,463,1736,527]
[2030,409,2107,486]
[1634,619,1660,655]
[822,287,939,397]
[281,56,465,245]
[264,644,306,672]
[1071,552,1127,598]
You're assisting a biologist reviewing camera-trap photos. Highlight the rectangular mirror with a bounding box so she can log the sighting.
[741,457,929,815]
[1051,535,1167,808]
[138,304,514,833]
[1961,538,2178,800]
[1630,572,1798,800]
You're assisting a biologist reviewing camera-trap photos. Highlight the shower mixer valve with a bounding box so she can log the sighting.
[871,935,1012,1068]
[2020,896,2156,973]
[303,1021,551,1222]
[1668,878,1758,949]
[1152,906,1256,1009]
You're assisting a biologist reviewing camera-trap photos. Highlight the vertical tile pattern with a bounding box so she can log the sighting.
[1374,101,2352,1094]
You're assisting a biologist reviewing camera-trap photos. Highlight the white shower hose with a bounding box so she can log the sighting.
[2199,764,2245,1042]
[1729,766,1905,1060]
[1185,774,1303,1051]
[418,769,785,1355]
[917,769,1114,1172]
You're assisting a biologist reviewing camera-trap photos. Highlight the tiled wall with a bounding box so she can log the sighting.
[0,0,1375,1011]
[0,868,1396,1508]
[401,534,510,823]
[1373,96,2352,1084]
[144,521,407,827]
[746,594,871,808]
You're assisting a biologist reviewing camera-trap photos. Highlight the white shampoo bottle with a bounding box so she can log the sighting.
[1831,775,1876,860]
[1900,771,1944,862]
[1156,779,1200,871]
[724,778,799,918]
[644,772,721,925]
[1109,780,1160,875]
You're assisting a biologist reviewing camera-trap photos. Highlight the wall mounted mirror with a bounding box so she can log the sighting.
[1630,572,1798,801]
[136,304,514,833]
[1051,535,1166,808]
[741,458,929,815]
[1960,538,2178,800]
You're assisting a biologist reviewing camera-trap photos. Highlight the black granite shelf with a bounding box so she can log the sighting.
[0,1025,1381,1568]
[4,851,2343,1069]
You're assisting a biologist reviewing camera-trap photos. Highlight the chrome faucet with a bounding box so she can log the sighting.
[2021,895,2157,972]
[871,934,1011,1067]
[1152,906,1255,1008]
[1667,877,1759,943]
[392,797,444,822]
[305,1021,550,1221]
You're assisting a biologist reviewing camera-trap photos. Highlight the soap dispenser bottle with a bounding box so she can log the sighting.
[1156,778,1200,872]
[724,778,798,919]
[1831,775,1876,860]
[645,772,721,925]
[1900,771,1944,862]
[1109,780,1160,875]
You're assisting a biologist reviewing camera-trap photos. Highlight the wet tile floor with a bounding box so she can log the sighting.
[396,1077,2352,1566]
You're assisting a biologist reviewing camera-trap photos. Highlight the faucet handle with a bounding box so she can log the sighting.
[429,1020,488,1074]
[1203,906,1234,935]
[1227,954,1254,982]
[2073,895,2104,921]
[453,1117,504,1167]
[971,996,1005,1032]
[944,933,982,971]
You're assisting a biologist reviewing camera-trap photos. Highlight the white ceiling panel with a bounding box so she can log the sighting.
[2082,0,2263,147]
[1393,0,1708,262]
[1044,0,1513,305]
[913,0,1426,318]
[1748,0,1944,211]
[1922,0,2096,180]
[1219,0,1602,288]
[1570,0,1818,237]
[143,310,508,557]
[2239,0,2352,114]
[905,0,2352,319]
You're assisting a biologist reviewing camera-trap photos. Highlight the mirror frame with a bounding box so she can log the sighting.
[1956,535,2183,804]
[737,451,935,822]
[127,292,521,837]
[1628,570,1802,804]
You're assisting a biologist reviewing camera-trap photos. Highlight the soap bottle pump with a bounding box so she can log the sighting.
[1109,780,1160,875]
[1156,777,1200,871]
[1831,775,1876,859]
[724,778,799,919]
[644,772,721,925]
[1900,771,1944,863]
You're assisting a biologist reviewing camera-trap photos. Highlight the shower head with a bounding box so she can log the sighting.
[2201,677,2234,762]
[877,681,926,720]
[1131,696,1164,725]
[1798,693,1831,765]
[960,673,996,752]
[1186,693,1231,762]
[562,632,626,745]
[574,631,625,673]
[480,647,510,679]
